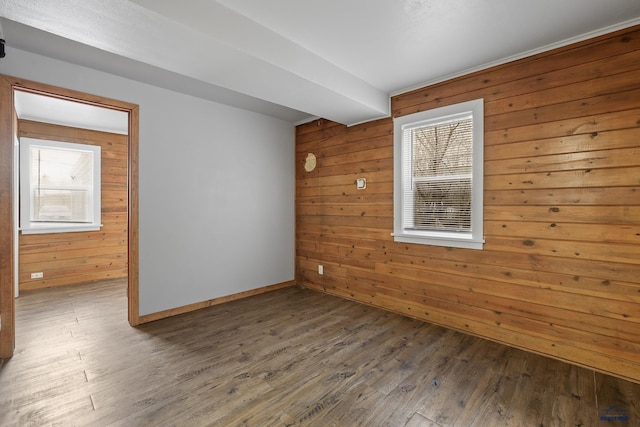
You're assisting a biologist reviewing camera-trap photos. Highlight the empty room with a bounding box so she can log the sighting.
[0,1,639,426]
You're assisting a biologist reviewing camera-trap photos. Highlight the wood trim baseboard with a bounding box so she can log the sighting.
[137,280,297,324]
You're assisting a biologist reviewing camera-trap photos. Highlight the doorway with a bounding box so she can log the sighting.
[0,75,140,358]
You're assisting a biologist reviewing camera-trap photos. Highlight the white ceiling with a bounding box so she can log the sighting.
[2,0,640,126]
[14,90,129,135]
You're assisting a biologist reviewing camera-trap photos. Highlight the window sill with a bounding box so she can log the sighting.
[392,232,484,250]
[21,224,103,235]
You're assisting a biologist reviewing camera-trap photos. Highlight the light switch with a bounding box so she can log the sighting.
[356,178,366,190]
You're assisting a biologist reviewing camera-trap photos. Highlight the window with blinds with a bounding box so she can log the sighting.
[393,99,484,249]
[20,138,102,234]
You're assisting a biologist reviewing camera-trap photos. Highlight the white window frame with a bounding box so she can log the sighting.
[20,138,102,234]
[393,98,484,250]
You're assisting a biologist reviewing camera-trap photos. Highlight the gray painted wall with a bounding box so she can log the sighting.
[1,47,295,316]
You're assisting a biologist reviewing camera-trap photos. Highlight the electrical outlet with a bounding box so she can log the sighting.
[318,264,324,275]
[31,272,44,279]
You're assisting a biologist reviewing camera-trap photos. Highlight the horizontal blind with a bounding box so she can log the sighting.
[402,114,473,232]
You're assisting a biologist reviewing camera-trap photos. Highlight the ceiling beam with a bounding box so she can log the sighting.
[0,0,389,125]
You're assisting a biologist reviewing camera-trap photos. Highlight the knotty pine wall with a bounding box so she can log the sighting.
[296,26,640,383]
[18,120,128,291]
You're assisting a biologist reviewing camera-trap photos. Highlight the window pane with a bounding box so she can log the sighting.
[412,179,471,232]
[29,146,94,223]
[412,116,472,178]
[394,98,483,249]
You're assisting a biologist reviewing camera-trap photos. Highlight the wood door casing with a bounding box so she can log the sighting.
[0,75,140,359]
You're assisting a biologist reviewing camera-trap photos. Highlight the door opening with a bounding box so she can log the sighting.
[0,75,140,359]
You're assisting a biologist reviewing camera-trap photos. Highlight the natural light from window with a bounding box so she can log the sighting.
[393,99,484,250]
[20,138,102,234]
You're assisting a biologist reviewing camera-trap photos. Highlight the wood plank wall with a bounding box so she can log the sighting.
[18,120,128,291]
[295,26,640,384]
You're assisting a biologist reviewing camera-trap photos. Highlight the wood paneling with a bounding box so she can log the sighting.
[296,26,640,384]
[18,120,128,291]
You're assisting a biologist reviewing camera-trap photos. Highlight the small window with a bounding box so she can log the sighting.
[20,138,101,234]
[393,99,484,249]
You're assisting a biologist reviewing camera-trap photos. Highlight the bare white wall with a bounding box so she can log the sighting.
[0,47,295,316]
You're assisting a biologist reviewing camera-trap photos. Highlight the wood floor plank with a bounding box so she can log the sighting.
[405,412,444,427]
[1,279,639,426]
[595,371,640,426]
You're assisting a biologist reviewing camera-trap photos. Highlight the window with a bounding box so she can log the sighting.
[20,138,101,234]
[393,98,484,249]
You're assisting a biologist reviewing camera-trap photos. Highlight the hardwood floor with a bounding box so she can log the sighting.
[1,279,638,426]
